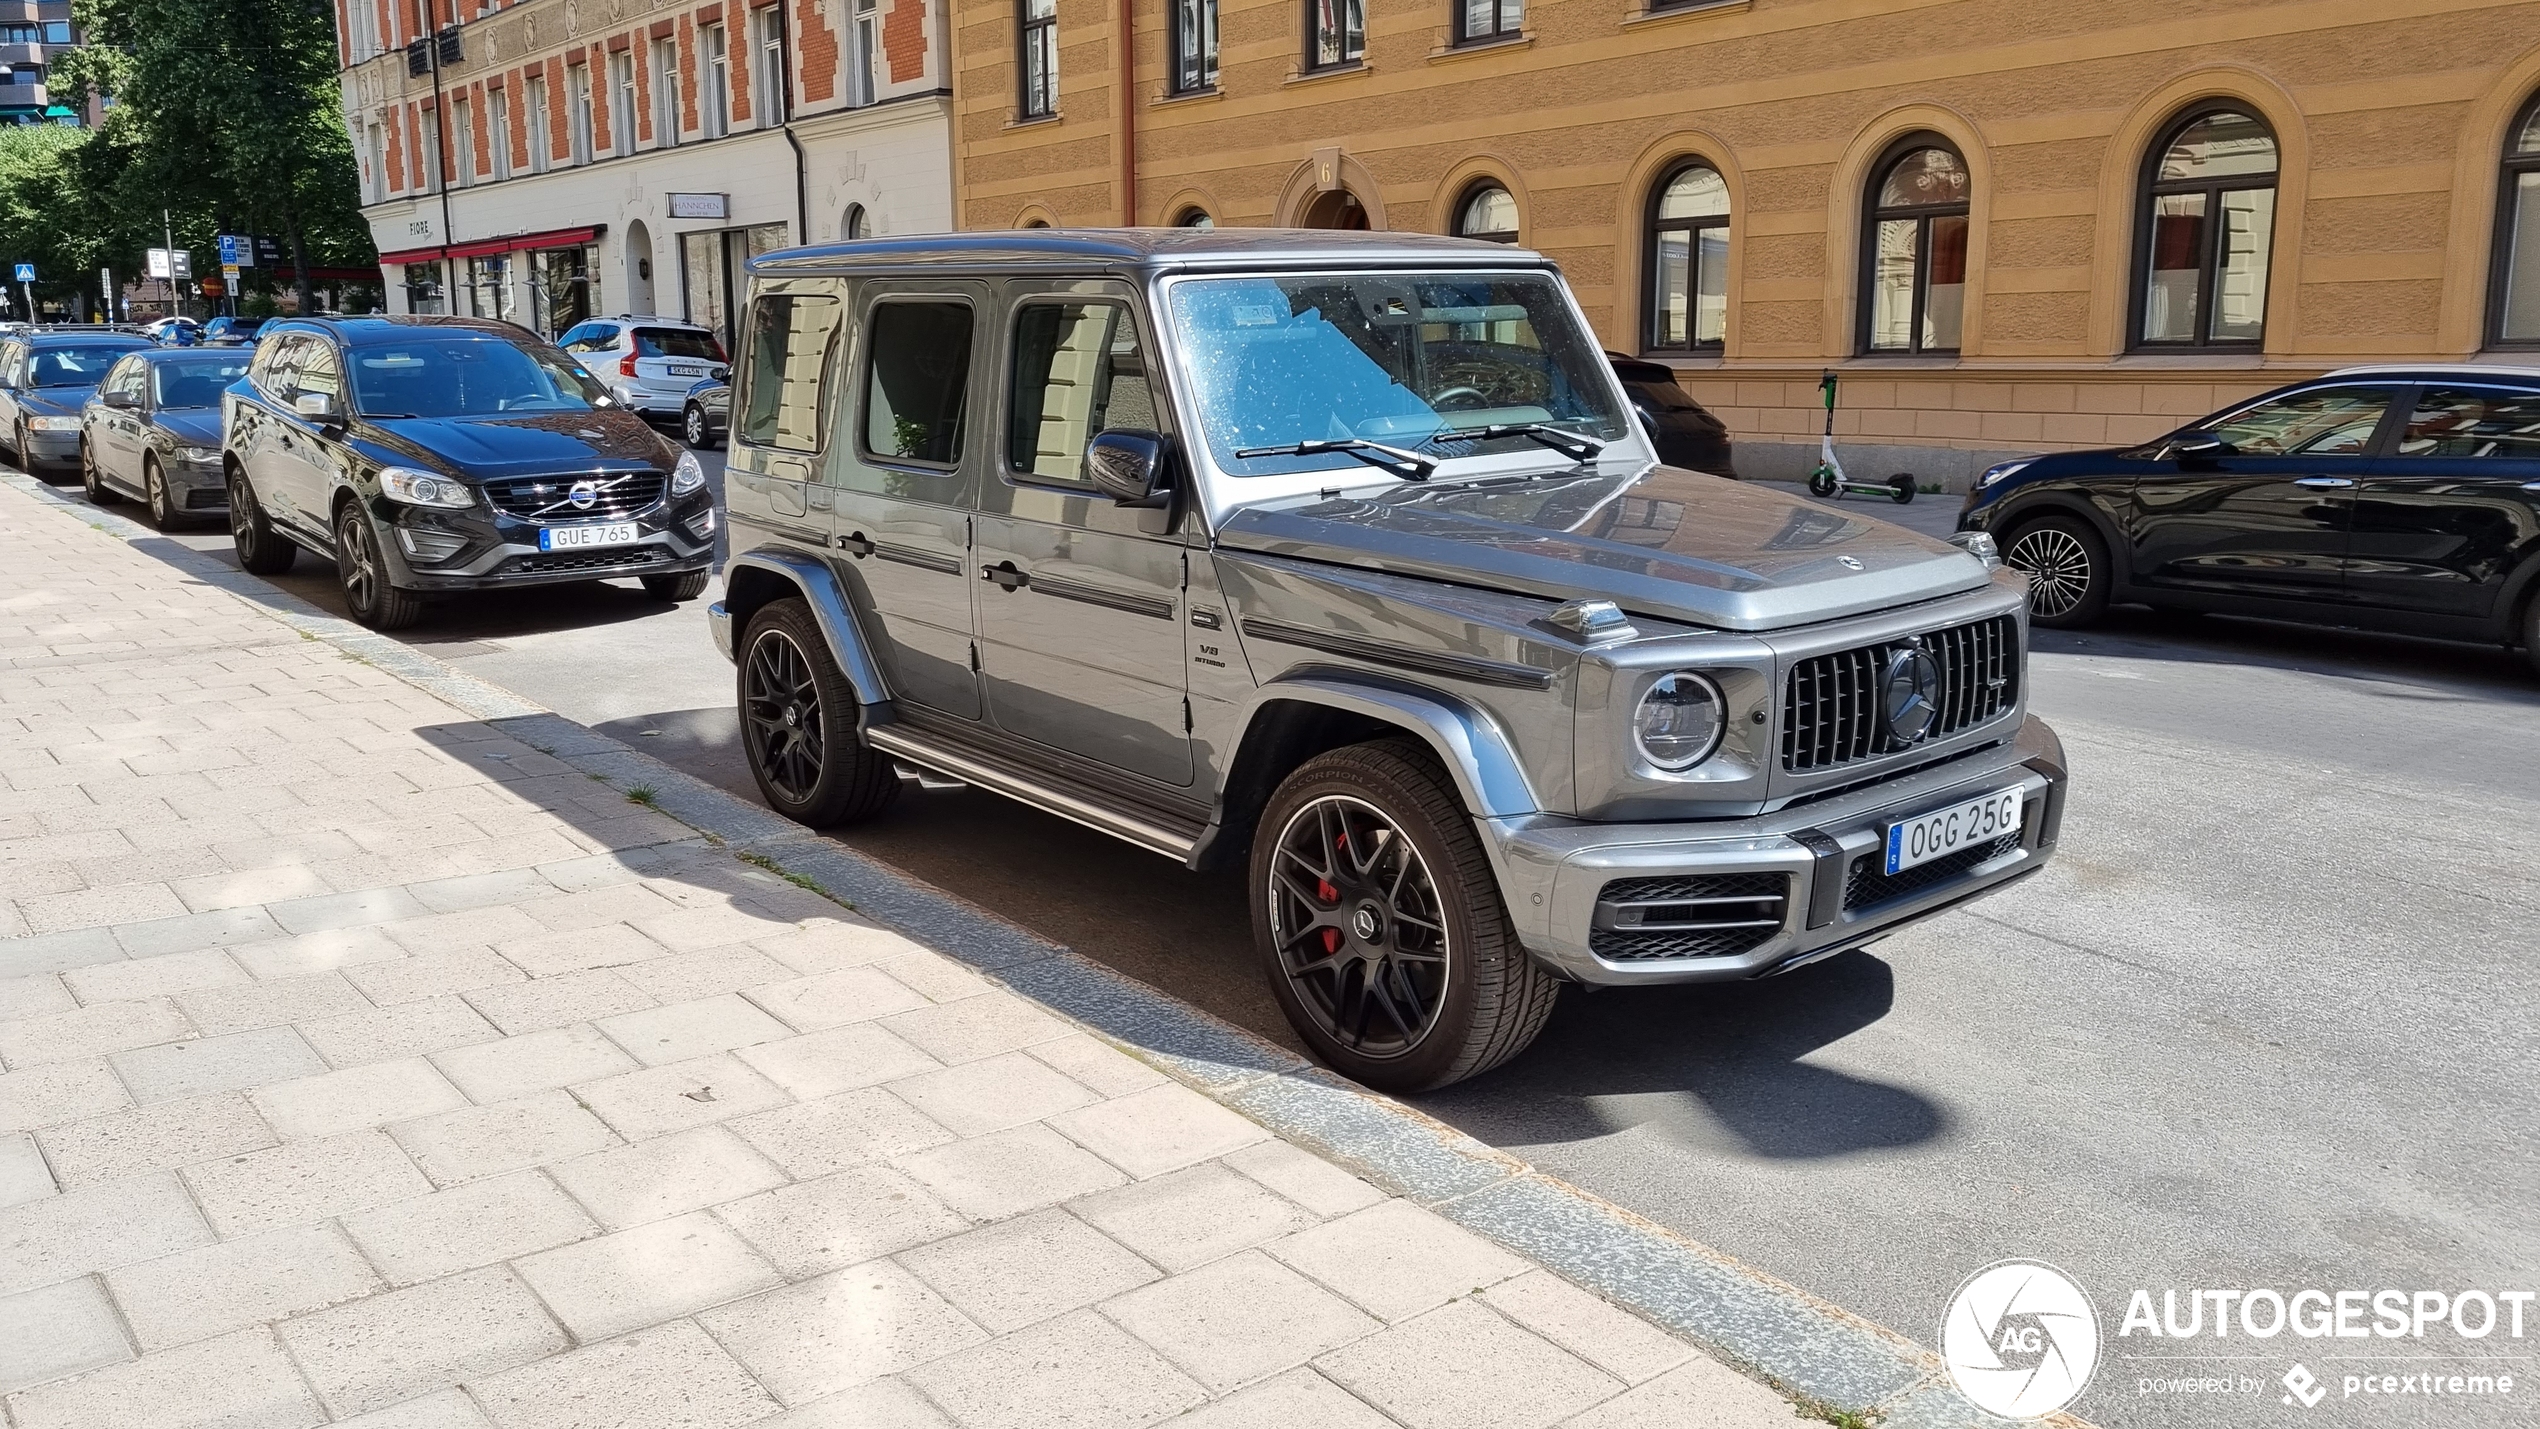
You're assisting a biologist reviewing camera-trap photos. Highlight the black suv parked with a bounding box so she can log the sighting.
[223,316,716,630]
[0,327,154,476]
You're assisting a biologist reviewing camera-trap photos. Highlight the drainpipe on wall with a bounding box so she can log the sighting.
[774,0,809,243]
[1116,0,1135,225]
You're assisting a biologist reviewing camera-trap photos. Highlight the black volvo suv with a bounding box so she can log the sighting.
[223,316,716,629]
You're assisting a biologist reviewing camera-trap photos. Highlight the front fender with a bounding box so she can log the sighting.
[1236,672,1541,821]
[711,548,893,707]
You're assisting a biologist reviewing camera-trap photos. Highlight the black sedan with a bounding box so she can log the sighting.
[681,377,727,449]
[1607,354,1735,476]
[0,329,155,476]
[1958,365,2540,674]
[79,349,253,526]
[224,316,716,630]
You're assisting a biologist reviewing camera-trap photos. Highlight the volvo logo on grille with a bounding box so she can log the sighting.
[568,481,598,510]
[1879,645,1943,748]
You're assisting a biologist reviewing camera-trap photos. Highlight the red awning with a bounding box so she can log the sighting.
[375,223,607,268]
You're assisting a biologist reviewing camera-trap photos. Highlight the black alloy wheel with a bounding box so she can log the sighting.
[79,440,119,505]
[2003,515,2110,628]
[683,403,712,448]
[229,469,295,575]
[738,598,898,827]
[144,457,177,529]
[1265,793,1453,1062]
[333,502,423,630]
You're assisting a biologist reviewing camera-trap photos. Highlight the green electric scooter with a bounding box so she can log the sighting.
[1804,370,1917,504]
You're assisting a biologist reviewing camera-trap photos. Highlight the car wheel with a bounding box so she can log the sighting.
[739,598,900,827]
[2004,514,2111,629]
[228,468,295,575]
[334,502,424,630]
[14,423,30,477]
[79,440,120,505]
[682,403,711,448]
[1251,738,1560,1093]
[144,457,177,529]
[642,570,710,602]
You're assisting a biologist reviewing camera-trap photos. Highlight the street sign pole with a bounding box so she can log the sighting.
[99,267,111,323]
[163,208,179,319]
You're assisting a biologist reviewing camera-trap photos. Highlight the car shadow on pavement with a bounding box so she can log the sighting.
[2037,606,2540,701]
[1412,951,1948,1161]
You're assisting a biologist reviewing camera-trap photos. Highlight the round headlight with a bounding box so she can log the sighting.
[1634,671,1725,771]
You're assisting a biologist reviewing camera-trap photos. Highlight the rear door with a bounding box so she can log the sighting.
[2348,382,2540,622]
[725,282,841,548]
[236,335,310,525]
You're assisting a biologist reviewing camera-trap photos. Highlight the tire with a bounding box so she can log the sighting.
[144,456,178,529]
[228,468,295,575]
[2520,590,2540,681]
[2003,513,2111,629]
[334,501,425,631]
[739,598,900,828]
[682,403,714,449]
[1807,467,1839,498]
[642,569,710,602]
[79,440,120,505]
[1251,738,1559,1093]
[14,423,30,477]
[1889,473,1916,504]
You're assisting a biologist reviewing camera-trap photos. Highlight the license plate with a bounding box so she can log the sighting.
[668,365,707,377]
[1883,786,2024,875]
[538,522,639,552]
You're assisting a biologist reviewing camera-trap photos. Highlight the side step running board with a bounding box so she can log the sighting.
[890,760,970,792]
[867,728,1200,863]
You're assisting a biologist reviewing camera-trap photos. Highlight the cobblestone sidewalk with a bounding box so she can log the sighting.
[0,483,1810,1427]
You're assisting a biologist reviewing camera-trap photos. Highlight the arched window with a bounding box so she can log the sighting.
[2133,107,2277,348]
[2489,96,2540,346]
[1862,139,1969,354]
[843,204,868,241]
[1647,162,1728,352]
[1176,207,1215,228]
[1453,184,1518,243]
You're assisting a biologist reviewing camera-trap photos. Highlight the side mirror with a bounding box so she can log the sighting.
[294,391,341,424]
[1086,429,1175,509]
[2168,431,2227,468]
[100,389,137,409]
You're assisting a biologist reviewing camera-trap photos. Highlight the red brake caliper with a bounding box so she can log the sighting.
[1319,830,1345,954]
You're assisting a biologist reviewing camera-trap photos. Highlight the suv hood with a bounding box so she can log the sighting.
[1215,464,1988,632]
[355,408,675,479]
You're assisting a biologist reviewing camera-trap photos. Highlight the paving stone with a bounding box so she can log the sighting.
[571,1052,790,1140]
[1069,1161,1318,1274]
[342,1169,599,1286]
[182,1129,434,1237]
[495,922,672,978]
[1223,1140,1387,1218]
[381,906,550,958]
[879,991,1074,1065]
[730,1088,954,1178]
[175,972,373,1036]
[226,928,408,980]
[0,927,123,978]
[0,1058,131,1133]
[886,1050,1099,1138]
[1272,1200,1531,1323]
[36,1090,276,1186]
[469,1320,782,1429]
[1048,1083,1270,1180]
[251,1057,472,1140]
[1028,1033,1170,1098]
[734,1022,940,1100]
[16,881,188,937]
[327,1388,497,1428]
[899,1207,1159,1334]
[636,902,803,955]
[1159,1367,1400,1429]
[0,1276,133,1395]
[279,1266,569,1418]
[1555,1354,1805,1428]
[0,972,74,1022]
[347,947,529,1005]
[0,1131,55,1209]
[752,1378,954,1428]
[465,969,655,1035]
[59,947,246,1003]
[1327,1301,1628,1429]
[387,1087,621,1186]
[110,1026,327,1102]
[874,953,993,1005]
[111,906,289,960]
[1481,1272,1696,1387]
[0,1172,211,1294]
[615,945,793,1002]
[545,1124,786,1231]
[743,967,930,1033]
[903,1308,1207,1429]
[266,885,434,937]
[514,1211,783,1341]
[718,1164,970,1278]
[405,867,564,916]
[1104,1247,1384,1394]
[0,997,193,1067]
[169,863,330,915]
[697,1260,987,1406]
[106,1223,382,1351]
[750,919,917,975]
[301,995,504,1069]
[898,1123,1129,1222]
[2,1326,324,1429]
[429,1022,638,1103]
[597,992,794,1066]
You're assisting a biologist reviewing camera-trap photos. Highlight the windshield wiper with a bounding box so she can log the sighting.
[1234,438,1437,482]
[1445,423,1607,462]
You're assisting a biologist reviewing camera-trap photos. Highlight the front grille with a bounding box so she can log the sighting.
[482,472,667,521]
[1781,615,2019,773]
[1843,827,2024,911]
[1590,872,1789,962]
[496,549,676,575]
[183,487,228,509]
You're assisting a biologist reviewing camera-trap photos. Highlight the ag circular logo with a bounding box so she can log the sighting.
[1940,1260,2101,1420]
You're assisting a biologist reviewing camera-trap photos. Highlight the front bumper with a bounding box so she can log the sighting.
[1494,715,2068,986]
[369,490,717,592]
[21,427,79,470]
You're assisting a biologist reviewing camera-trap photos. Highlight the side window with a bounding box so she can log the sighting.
[2395,387,2540,460]
[862,301,972,466]
[736,293,842,453]
[0,344,24,388]
[293,344,344,407]
[108,359,147,403]
[256,336,306,399]
[2204,386,2393,457]
[1007,302,1158,484]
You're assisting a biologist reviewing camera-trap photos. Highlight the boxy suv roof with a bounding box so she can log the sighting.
[557,315,728,417]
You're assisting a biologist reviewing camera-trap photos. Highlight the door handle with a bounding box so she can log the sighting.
[981,561,1029,592]
[2293,477,2355,488]
[835,531,873,557]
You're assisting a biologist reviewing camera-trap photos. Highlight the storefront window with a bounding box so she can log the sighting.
[402,260,449,315]
[467,255,514,323]
[538,247,598,338]
[681,223,794,350]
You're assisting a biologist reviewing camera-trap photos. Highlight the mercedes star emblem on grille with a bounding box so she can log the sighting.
[1879,645,1943,748]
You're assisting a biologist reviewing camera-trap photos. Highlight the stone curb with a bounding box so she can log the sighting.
[3,469,2036,1429]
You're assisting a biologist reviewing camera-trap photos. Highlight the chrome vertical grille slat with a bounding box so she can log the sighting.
[1780,614,2021,773]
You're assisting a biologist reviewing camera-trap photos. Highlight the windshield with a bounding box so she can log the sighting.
[32,346,144,387]
[346,338,610,418]
[153,356,251,409]
[1169,272,1627,477]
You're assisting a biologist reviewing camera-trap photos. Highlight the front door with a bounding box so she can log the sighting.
[2348,382,2540,621]
[95,357,149,490]
[827,282,987,721]
[2126,383,2402,602]
[971,286,1192,786]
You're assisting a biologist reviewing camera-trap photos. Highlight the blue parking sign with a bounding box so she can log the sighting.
[11,264,31,282]
[218,235,242,265]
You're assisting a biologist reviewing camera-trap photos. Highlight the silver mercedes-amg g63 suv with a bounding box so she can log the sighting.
[709,229,2069,1092]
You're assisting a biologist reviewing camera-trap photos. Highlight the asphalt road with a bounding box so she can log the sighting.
[79,450,2540,1429]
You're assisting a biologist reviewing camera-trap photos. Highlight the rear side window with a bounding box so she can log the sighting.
[559,323,620,353]
[634,327,722,360]
[863,301,972,466]
[1007,302,1159,484]
[736,293,841,453]
[2394,387,2540,460]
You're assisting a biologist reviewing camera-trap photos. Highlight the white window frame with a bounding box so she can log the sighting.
[568,62,594,164]
[702,23,729,139]
[452,96,474,186]
[527,73,550,173]
[753,7,785,127]
[490,87,511,178]
[609,50,636,156]
[851,0,877,105]
[651,36,680,147]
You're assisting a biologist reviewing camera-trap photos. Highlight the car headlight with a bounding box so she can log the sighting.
[670,449,706,496]
[29,415,79,432]
[1973,459,2032,491]
[377,466,476,509]
[177,444,221,463]
[1634,671,1726,771]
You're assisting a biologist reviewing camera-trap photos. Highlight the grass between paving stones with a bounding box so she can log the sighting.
[626,786,659,807]
[1791,1392,1878,1429]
